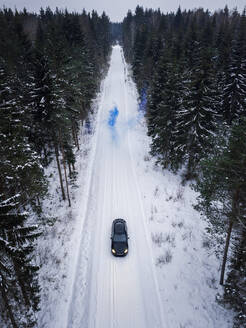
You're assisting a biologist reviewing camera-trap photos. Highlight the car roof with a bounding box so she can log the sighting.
[112,218,126,234]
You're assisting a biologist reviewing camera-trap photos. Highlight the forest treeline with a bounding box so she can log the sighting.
[0,7,110,327]
[122,6,246,327]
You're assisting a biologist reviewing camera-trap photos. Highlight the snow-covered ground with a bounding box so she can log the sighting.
[38,45,234,328]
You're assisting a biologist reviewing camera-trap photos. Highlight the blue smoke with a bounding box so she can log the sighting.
[108,106,119,127]
[108,106,119,141]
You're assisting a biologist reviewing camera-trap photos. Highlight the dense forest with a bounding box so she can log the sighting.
[1,4,245,328]
[0,7,110,327]
[122,6,246,327]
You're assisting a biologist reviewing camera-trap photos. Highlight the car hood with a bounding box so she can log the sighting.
[113,242,127,254]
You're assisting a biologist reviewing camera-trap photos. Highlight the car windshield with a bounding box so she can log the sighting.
[115,223,125,234]
[114,234,127,242]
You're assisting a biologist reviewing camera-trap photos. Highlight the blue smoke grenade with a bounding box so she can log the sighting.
[108,106,119,141]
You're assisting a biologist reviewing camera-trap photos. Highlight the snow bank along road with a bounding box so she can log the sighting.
[66,46,166,328]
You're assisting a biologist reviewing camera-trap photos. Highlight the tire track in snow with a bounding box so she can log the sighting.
[65,75,107,328]
[110,132,115,328]
[122,48,168,328]
[112,138,118,328]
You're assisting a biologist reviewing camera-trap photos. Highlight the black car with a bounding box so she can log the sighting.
[111,219,129,256]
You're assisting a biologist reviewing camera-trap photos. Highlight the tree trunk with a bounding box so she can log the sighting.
[75,129,80,150]
[184,155,197,182]
[59,131,71,207]
[71,123,77,148]
[44,146,48,167]
[71,122,79,150]
[220,218,233,285]
[13,261,30,307]
[54,140,66,200]
[0,277,18,328]
[80,103,86,121]
[68,162,72,178]
[220,188,239,285]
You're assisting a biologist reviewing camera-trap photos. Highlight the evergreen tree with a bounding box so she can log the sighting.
[0,194,41,328]
[30,48,56,158]
[122,6,246,324]
[146,49,169,140]
[224,228,246,328]
[195,119,246,286]
[151,61,183,171]
[174,41,219,179]
[132,25,148,89]
[0,7,111,326]
[221,11,246,124]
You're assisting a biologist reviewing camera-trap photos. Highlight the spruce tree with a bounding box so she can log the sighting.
[174,41,219,179]
[223,228,246,328]
[0,7,111,326]
[132,26,148,89]
[221,11,246,124]
[147,49,169,140]
[151,61,183,171]
[0,194,41,328]
[195,119,246,285]
[122,7,246,324]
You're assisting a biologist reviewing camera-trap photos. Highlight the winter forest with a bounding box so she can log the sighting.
[0,7,111,327]
[122,7,246,327]
[0,4,246,328]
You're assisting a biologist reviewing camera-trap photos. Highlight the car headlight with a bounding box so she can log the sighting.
[112,249,116,254]
[124,249,128,254]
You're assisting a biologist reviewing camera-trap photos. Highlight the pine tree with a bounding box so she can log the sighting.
[0,194,41,328]
[151,61,183,171]
[223,227,246,328]
[146,49,169,140]
[122,7,246,324]
[195,119,246,285]
[0,7,111,326]
[174,41,220,179]
[132,25,148,89]
[122,10,134,62]
[221,11,246,124]
[0,58,45,205]
[30,49,56,157]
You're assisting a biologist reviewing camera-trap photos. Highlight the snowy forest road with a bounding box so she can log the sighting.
[66,45,166,328]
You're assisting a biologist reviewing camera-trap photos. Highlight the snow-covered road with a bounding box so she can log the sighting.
[66,45,166,328]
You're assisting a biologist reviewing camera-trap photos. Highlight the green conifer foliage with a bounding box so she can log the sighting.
[151,61,183,171]
[122,7,246,323]
[224,228,246,328]
[221,11,246,124]
[146,50,169,140]
[195,118,246,287]
[0,195,41,328]
[175,42,219,178]
[0,7,111,326]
